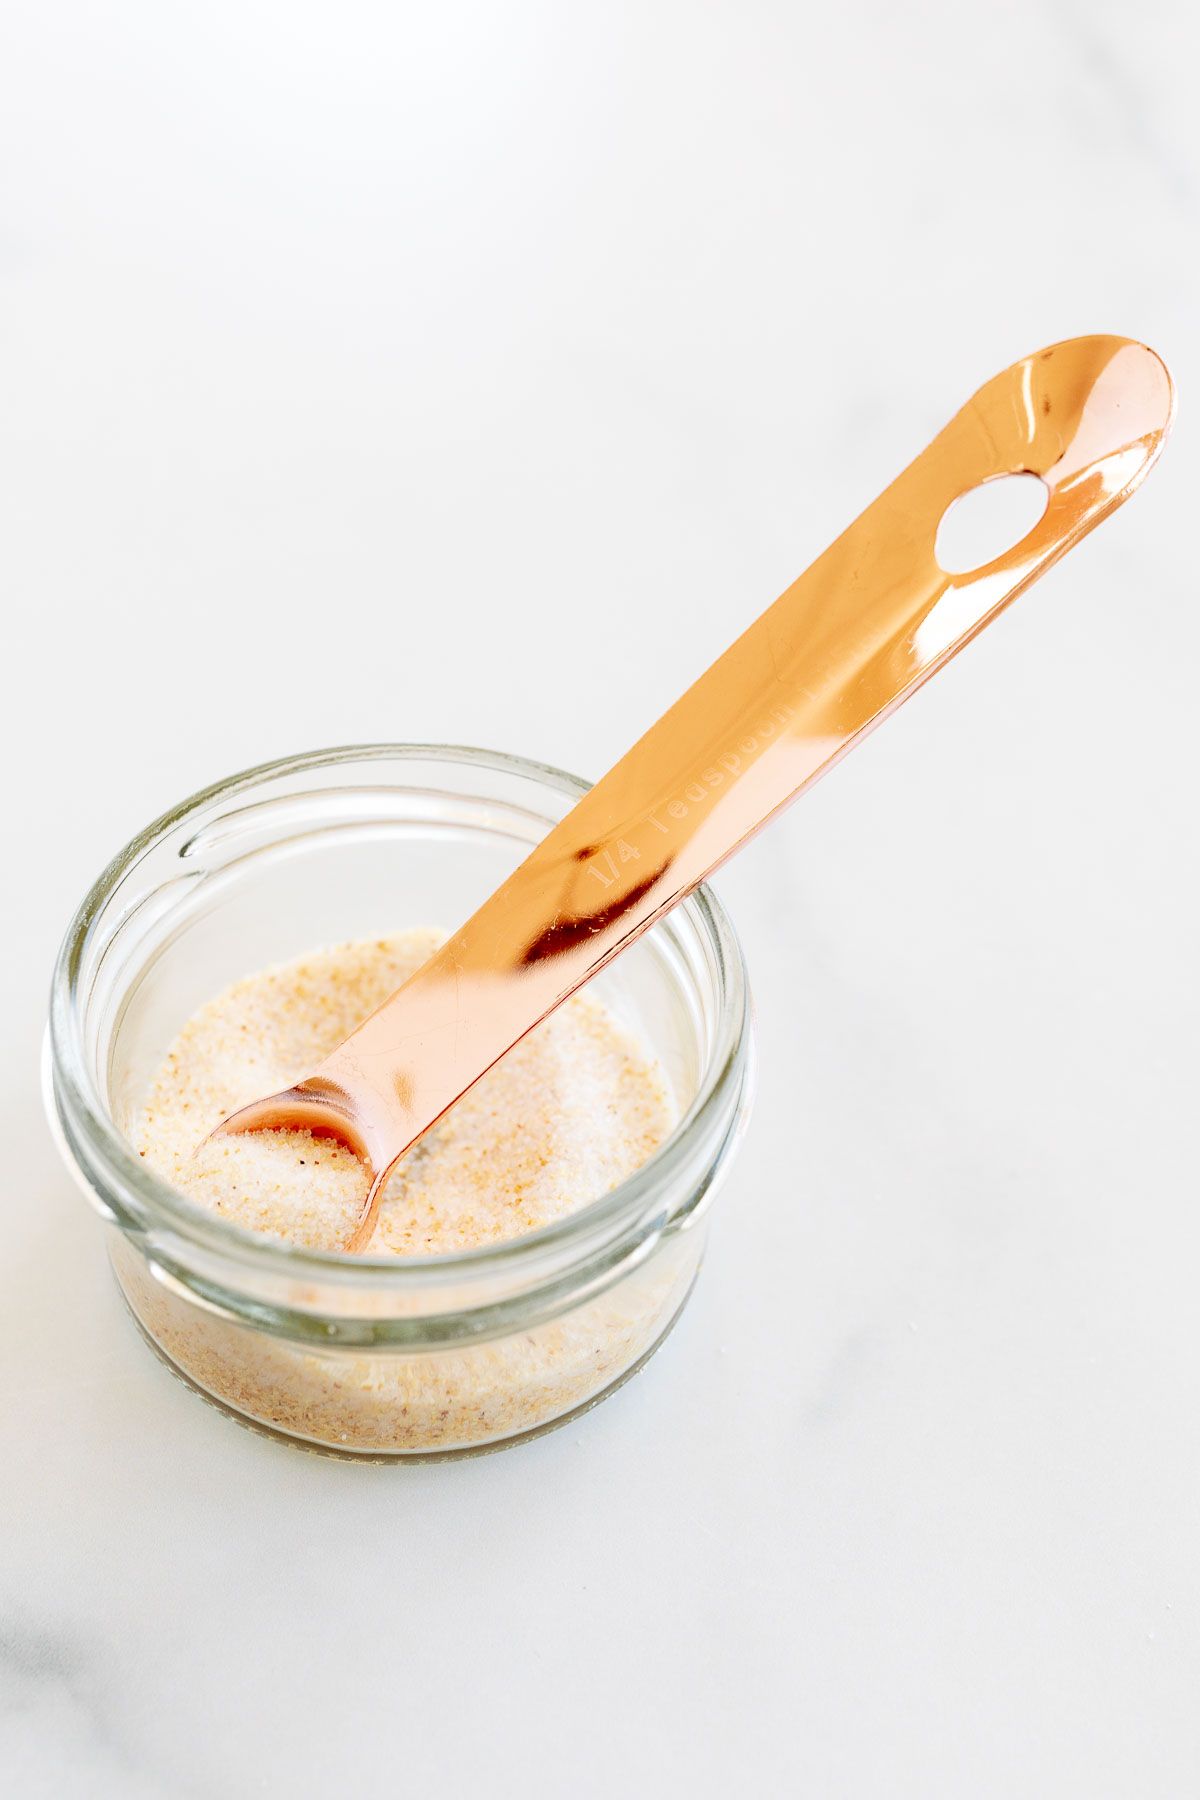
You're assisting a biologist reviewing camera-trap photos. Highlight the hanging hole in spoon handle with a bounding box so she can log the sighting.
[934,473,1050,575]
[208,335,1174,1253]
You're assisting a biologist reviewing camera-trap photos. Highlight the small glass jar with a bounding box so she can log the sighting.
[46,745,753,1459]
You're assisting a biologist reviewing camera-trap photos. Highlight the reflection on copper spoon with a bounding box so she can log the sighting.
[211,336,1174,1252]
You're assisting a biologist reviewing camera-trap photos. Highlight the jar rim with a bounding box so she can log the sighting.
[48,742,752,1289]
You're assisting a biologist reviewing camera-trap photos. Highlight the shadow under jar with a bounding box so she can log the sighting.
[46,746,754,1460]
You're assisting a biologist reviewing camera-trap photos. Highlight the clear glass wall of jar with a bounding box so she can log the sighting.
[46,746,753,1459]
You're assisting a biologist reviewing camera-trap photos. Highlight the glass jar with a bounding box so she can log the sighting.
[46,745,753,1460]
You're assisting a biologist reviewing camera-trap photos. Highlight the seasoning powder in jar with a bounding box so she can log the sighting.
[117,929,693,1455]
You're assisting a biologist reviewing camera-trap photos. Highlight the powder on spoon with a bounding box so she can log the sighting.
[135,929,677,1253]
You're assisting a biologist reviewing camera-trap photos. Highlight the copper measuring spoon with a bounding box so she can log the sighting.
[213,335,1173,1252]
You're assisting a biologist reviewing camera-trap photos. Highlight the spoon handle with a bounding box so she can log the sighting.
[228,336,1173,1238]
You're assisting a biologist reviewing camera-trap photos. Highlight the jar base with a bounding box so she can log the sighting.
[116,1272,700,1463]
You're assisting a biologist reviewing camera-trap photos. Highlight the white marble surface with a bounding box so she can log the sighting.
[2,3,1198,1794]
